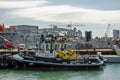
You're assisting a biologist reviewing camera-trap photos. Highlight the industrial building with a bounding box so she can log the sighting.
[85,31,92,42]
[113,29,120,39]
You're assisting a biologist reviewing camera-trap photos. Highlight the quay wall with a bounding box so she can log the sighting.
[0,48,116,55]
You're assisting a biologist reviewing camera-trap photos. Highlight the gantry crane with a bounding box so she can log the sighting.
[105,24,110,38]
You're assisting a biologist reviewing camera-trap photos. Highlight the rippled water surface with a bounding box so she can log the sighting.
[0,64,120,80]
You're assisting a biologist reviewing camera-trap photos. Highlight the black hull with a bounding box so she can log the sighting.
[14,60,103,70]
[12,54,104,70]
[16,61,101,70]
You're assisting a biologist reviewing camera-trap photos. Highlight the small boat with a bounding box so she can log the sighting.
[12,36,105,70]
[113,45,120,56]
[103,44,120,63]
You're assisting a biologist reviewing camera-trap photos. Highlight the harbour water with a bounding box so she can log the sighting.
[0,64,120,80]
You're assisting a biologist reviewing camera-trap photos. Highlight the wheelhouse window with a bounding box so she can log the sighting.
[50,43,53,49]
[46,43,49,50]
[64,44,67,49]
[54,43,58,50]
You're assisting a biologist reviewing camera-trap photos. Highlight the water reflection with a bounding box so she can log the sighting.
[0,64,120,80]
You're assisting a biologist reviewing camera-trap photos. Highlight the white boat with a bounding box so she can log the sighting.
[113,45,120,56]
[103,45,120,63]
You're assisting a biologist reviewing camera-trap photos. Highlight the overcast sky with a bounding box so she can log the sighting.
[0,0,120,37]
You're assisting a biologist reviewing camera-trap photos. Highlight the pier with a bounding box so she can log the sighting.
[73,48,116,55]
[0,49,36,54]
[0,48,116,55]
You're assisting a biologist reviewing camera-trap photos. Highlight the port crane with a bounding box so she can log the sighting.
[105,24,110,38]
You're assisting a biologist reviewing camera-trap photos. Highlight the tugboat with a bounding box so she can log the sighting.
[12,35,105,70]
